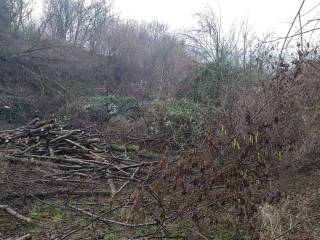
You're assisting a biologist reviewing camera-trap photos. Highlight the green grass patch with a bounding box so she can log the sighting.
[103,232,117,240]
[31,205,64,223]
[208,226,240,240]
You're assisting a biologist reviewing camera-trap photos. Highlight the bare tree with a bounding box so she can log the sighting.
[96,20,192,98]
[42,0,117,49]
[0,0,11,32]
[184,5,248,64]
[43,0,75,41]
[185,6,223,62]
[0,0,33,33]
[85,0,117,52]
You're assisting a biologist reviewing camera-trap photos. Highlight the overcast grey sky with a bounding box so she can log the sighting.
[115,0,320,38]
[34,0,320,37]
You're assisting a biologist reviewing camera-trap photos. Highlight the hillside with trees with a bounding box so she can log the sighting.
[1,0,320,239]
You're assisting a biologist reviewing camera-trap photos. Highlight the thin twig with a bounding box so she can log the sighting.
[279,0,306,58]
[0,205,32,223]
[15,234,32,240]
[58,206,123,240]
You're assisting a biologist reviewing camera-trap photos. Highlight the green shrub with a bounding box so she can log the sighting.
[151,98,199,124]
[151,98,206,141]
[189,60,261,104]
[191,62,238,103]
[82,95,139,115]
[63,95,140,123]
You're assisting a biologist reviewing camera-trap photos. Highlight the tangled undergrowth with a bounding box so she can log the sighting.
[1,62,320,239]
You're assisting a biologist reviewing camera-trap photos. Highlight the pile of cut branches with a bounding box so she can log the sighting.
[0,119,100,157]
[0,118,159,199]
[0,119,169,239]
